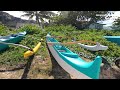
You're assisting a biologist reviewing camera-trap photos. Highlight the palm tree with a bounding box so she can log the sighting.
[21,11,56,30]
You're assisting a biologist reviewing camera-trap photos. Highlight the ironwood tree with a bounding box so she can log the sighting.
[21,11,56,30]
[51,11,114,29]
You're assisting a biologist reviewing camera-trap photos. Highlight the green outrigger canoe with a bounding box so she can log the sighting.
[46,33,102,79]
[0,31,26,51]
[104,36,120,45]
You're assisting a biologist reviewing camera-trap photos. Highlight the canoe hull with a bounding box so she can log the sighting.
[47,43,91,79]
[0,31,26,51]
[104,36,120,45]
[0,44,8,51]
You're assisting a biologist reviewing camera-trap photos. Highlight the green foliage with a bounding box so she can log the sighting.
[112,17,120,30]
[22,11,56,29]
[113,17,120,26]
[0,24,10,35]
[0,24,45,67]
[1,24,120,67]
[51,11,112,29]
[0,46,26,66]
[18,24,42,34]
[45,25,120,64]
[45,25,77,32]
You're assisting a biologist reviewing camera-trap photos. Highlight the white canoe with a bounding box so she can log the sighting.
[78,42,108,51]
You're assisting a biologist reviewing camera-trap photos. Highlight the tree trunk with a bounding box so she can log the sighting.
[35,11,43,30]
[40,20,44,29]
[39,18,45,31]
[37,19,41,27]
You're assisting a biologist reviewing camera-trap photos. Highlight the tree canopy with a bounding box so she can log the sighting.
[21,11,56,30]
[51,11,114,29]
[110,16,120,30]
[113,17,120,27]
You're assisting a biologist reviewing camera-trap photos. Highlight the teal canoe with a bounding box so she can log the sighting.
[104,36,120,45]
[0,31,26,51]
[46,34,102,79]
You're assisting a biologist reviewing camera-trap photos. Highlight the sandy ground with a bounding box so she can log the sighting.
[100,65,120,79]
[0,55,120,79]
[0,70,24,79]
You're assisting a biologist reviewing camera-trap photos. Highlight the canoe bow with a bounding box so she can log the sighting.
[24,42,41,59]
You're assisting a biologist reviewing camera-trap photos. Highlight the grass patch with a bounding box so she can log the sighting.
[1,24,120,69]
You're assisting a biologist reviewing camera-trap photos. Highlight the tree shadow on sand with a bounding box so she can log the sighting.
[47,44,71,79]
[21,55,34,79]
[0,64,25,72]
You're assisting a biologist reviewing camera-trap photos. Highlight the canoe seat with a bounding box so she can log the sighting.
[11,34,18,37]
[61,52,79,58]
[58,50,66,52]
[19,34,24,36]
[55,44,63,50]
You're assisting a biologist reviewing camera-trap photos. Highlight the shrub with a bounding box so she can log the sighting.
[0,24,10,35]
[1,24,120,67]
[18,24,42,34]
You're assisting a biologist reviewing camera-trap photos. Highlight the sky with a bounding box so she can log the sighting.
[3,11,30,20]
[3,11,58,20]
[3,11,120,26]
[99,11,120,26]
